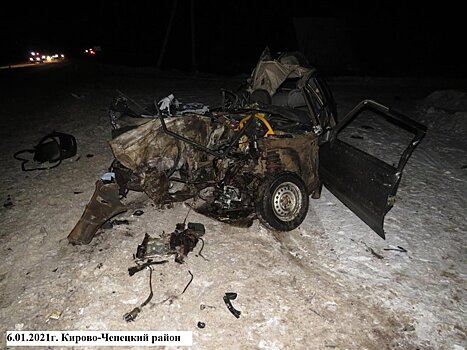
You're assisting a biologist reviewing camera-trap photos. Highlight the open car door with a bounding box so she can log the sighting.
[319,100,427,238]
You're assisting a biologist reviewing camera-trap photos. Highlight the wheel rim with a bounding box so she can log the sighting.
[272,181,302,222]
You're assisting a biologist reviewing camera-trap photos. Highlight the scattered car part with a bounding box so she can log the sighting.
[170,222,206,263]
[126,230,195,319]
[133,220,206,263]
[197,237,209,261]
[158,270,194,305]
[223,292,241,318]
[176,102,209,115]
[158,94,177,115]
[101,217,129,230]
[182,270,194,294]
[123,307,141,323]
[123,266,154,322]
[135,232,172,260]
[128,259,168,277]
[101,172,115,183]
[14,132,77,171]
[67,180,127,245]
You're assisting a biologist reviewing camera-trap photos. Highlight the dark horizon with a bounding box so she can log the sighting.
[1,1,464,77]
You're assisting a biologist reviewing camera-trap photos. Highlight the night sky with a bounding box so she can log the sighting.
[1,0,464,76]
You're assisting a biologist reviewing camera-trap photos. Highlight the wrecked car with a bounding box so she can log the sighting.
[68,49,426,245]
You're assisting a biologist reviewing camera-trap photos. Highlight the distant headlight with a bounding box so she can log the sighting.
[29,57,34,61]
[36,57,41,61]
[30,51,36,56]
[41,55,46,59]
[60,54,65,58]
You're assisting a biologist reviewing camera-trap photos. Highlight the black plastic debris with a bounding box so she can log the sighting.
[128,259,168,277]
[182,271,194,294]
[13,132,77,171]
[123,307,141,323]
[223,292,241,318]
[197,321,206,329]
[170,222,206,263]
[102,219,130,230]
[384,246,407,253]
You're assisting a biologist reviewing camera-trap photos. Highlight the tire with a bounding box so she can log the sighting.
[256,172,309,231]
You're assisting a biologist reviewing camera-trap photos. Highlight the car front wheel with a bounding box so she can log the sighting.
[256,172,309,231]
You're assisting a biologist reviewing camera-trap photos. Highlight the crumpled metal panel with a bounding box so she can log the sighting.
[109,116,212,172]
[257,133,320,193]
[67,180,127,244]
[250,60,310,96]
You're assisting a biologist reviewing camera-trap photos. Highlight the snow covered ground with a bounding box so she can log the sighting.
[0,62,465,350]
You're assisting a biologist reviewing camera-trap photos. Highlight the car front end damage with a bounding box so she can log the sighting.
[108,104,321,229]
[67,49,426,245]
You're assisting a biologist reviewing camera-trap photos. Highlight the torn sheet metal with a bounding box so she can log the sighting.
[109,116,212,172]
[248,47,311,96]
[67,180,127,245]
